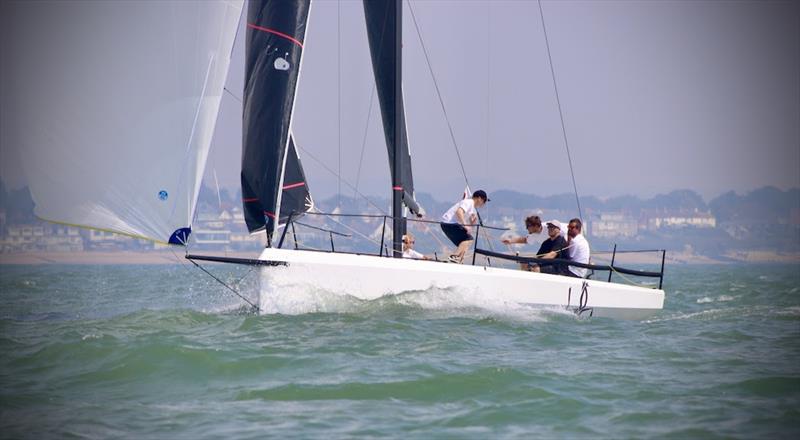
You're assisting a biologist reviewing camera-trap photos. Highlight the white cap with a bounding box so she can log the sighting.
[546,220,562,230]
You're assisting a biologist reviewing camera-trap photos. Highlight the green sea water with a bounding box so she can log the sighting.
[1,263,798,438]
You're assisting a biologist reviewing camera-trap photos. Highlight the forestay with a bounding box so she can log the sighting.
[6,0,242,244]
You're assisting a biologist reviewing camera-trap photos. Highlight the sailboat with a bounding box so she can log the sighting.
[10,0,665,319]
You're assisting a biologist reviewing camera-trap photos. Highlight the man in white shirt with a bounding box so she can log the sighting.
[440,190,489,263]
[565,218,590,278]
[501,215,543,246]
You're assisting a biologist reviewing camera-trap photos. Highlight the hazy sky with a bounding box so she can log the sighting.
[2,0,798,203]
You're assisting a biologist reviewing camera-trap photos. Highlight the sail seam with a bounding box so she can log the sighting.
[246,23,303,48]
[282,181,305,190]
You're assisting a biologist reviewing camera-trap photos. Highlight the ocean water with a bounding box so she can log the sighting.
[1,263,798,439]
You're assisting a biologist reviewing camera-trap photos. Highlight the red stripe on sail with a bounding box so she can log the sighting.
[282,182,305,190]
[243,198,259,202]
[247,23,303,48]
[392,186,403,191]
[264,211,276,219]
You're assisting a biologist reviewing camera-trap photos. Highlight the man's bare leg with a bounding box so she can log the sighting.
[454,240,473,263]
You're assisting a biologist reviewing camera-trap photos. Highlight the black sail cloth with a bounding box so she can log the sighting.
[242,0,312,236]
[363,0,420,216]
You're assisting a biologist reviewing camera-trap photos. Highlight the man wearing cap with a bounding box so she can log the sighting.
[530,220,571,274]
[502,215,569,246]
[440,190,489,263]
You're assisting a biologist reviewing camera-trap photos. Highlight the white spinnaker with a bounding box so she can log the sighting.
[5,0,243,244]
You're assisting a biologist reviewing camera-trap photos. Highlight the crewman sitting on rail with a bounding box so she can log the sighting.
[564,218,590,278]
[528,220,571,274]
[402,234,430,260]
[501,215,544,246]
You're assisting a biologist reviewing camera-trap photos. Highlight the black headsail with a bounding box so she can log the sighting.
[363,0,421,257]
[280,135,314,223]
[242,0,312,240]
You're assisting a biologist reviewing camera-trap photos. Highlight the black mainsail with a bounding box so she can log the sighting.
[242,0,312,237]
[363,0,420,256]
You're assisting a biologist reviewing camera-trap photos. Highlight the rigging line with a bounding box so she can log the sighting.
[232,264,258,289]
[485,0,491,215]
[296,144,388,215]
[353,83,377,200]
[337,0,342,209]
[224,87,243,104]
[212,169,223,212]
[413,220,448,251]
[537,0,583,221]
[607,264,658,289]
[309,208,389,251]
[169,245,192,270]
[407,0,469,189]
[188,258,260,312]
[211,168,228,257]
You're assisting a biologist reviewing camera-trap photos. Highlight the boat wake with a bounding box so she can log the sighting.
[258,281,571,322]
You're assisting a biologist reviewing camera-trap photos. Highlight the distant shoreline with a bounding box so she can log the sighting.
[0,251,261,265]
[1,250,797,266]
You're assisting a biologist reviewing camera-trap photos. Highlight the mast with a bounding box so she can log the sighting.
[392,0,404,258]
[364,0,419,258]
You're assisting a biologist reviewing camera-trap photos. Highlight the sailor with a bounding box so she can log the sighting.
[502,215,543,246]
[402,234,430,260]
[565,218,590,278]
[529,220,570,274]
[440,190,489,263]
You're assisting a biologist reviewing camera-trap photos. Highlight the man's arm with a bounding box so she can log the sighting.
[502,236,527,245]
[541,238,570,259]
[455,207,467,226]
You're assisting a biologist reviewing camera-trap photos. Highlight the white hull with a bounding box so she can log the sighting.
[257,248,664,319]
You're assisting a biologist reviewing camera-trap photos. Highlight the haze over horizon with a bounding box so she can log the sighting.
[1,0,798,204]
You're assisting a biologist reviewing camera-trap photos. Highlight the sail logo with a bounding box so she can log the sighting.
[274,57,290,71]
[158,190,168,201]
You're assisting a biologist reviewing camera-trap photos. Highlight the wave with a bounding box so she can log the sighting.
[696,295,737,304]
[235,367,542,402]
[256,281,576,323]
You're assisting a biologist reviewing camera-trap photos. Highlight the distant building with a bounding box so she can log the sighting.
[1,224,45,252]
[42,224,84,252]
[590,213,638,238]
[87,229,133,250]
[1,223,83,252]
[193,212,231,248]
[642,210,716,230]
